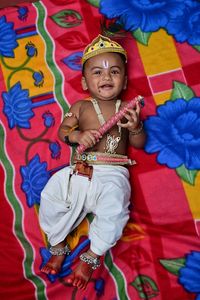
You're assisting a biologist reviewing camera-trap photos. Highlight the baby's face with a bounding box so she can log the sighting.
[82,52,127,101]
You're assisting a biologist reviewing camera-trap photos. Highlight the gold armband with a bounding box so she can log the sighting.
[64,112,78,120]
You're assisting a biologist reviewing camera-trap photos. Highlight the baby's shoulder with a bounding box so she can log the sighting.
[70,99,89,110]
[73,99,92,106]
[70,99,93,118]
[77,99,93,111]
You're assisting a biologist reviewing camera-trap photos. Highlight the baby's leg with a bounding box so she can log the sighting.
[89,165,130,256]
[67,249,100,290]
[41,241,70,275]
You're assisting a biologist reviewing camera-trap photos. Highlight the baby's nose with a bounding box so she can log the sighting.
[102,71,111,80]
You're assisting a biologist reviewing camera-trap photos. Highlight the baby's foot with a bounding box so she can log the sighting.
[41,244,70,275]
[41,254,66,275]
[67,251,101,290]
[67,260,94,290]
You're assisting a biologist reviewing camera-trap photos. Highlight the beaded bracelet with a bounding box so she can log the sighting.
[129,121,143,135]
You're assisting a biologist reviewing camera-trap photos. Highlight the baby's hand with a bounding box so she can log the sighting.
[77,130,102,148]
[118,102,141,131]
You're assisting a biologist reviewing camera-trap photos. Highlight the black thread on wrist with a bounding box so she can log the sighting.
[64,135,78,147]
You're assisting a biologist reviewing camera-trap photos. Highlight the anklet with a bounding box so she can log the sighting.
[49,244,71,256]
[80,252,101,270]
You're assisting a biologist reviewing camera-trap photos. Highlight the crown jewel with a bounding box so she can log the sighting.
[82,34,127,65]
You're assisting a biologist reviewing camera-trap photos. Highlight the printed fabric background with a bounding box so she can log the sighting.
[0,0,200,299]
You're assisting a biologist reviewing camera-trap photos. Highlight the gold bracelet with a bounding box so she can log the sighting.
[61,125,78,134]
[129,121,143,135]
[63,125,79,146]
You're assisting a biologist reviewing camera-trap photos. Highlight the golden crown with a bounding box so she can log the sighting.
[82,34,127,65]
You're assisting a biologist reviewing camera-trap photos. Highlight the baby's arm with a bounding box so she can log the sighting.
[118,102,146,149]
[128,121,146,148]
[58,101,101,149]
[58,101,81,143]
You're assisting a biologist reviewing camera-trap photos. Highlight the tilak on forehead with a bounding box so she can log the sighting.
[81,34,127,65]
[102,60,109,69]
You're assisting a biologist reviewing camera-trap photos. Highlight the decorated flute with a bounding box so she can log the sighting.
[76,95,144,154]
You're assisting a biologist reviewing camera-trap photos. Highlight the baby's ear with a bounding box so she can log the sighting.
[123,75,127,90]
[81,77,88,90]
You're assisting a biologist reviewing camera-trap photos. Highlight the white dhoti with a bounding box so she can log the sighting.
[39,165,131,256]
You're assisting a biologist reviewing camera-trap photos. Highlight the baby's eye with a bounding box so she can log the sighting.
[111,69,120,74]
[93,70,101,75]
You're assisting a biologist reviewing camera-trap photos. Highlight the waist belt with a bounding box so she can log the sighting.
[74,152,136,166]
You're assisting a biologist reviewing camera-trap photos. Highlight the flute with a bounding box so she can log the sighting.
[76,95,144,154]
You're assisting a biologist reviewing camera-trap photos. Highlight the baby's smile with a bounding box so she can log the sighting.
[99,83,114,89]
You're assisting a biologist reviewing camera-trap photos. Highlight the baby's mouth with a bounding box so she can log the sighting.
[99,84,113,90]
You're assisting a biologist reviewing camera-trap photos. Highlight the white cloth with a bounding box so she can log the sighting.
[39,165,131,256]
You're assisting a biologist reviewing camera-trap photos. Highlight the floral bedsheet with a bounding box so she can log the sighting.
[0,1,200,299]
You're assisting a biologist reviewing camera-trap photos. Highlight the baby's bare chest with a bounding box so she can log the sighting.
[79,104,117,131]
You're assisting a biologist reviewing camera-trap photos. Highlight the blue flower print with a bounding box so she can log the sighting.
[32,71,44,87]
[179,251,200,299]
[2,81,34,129]
[145,97,200,170]
[95,277,105,296]
[166,2,200,45]
[25,42,37,57]
[99,0,186,32]
[62,51,82,71]
[42,111,55,128]
[20,154,50,207]
[17,6,29,21]
[0,16,18,57]
[49,141,61,159]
